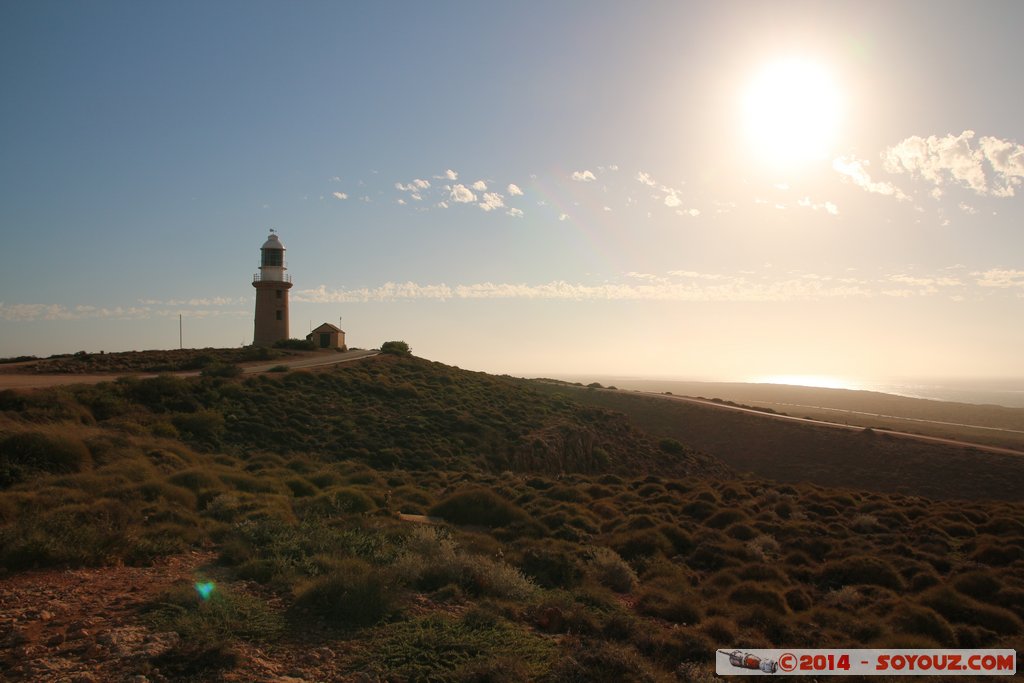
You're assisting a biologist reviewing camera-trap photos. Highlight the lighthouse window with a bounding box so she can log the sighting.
[275,289,282,299]
[262,250,283,267]
[276,310,282,321]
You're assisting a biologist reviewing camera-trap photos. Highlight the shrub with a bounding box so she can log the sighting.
[888,602,956,646]
[635,580,702,624]
[727,582,788,612]
[818,556,905,591]
[519,541,584,589]
[380,340,412,356]
[609,528,673,561]
[293,558,397,627]
[920,586,1023,635]
[273,338,316,350]
[0,432,92,486]
[430,488,528,528]
[550,639,657,682]
[588,547,638,593]
[298,487,376,517]
[146,581,283,645]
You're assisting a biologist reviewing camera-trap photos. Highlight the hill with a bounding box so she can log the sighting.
[535,382,1024,502]
[0,353,1022,681]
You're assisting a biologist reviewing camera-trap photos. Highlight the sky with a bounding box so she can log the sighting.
[2,1,1023,384]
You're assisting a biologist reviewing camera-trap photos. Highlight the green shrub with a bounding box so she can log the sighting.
[293,558,397,627]
[146,581,283,645]
[0,432,92,486]
[273,338,316,350]
[380,340,412,356]
[430,488,528,528]
[297,487,376,517]
[519,541,584,589]
[635,580,702,624]
[588,546,638,593]
[549,639,657,682]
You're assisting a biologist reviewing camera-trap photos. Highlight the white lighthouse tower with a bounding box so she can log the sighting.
[252,230,292,346]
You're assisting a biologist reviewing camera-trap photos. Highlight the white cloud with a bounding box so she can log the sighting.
[884,131,1024,197]
[331,192,348,200]
[797,196,839,215]
[445,169,458,180]
[436,201,449,209]
[507,183,524,196]
[397,179,430,192]
[471,180,488,191]
[885,130,987,195]
[663,193,682,207]
[833,156,909,200]
[636,171,657,186]
[450,184,476,203]
[0,298,252,322]
[479,192,505,212]
[571,170,596,182]
[975,268,1024,288]
[506,208,524,218]
[558,213,570,221]
[686,208,701,217]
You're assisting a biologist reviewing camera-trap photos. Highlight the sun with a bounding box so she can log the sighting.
[741,58,842,167]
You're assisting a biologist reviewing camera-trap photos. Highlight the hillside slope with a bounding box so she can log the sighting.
[533,384,1024,502]
[1,354,1022,681]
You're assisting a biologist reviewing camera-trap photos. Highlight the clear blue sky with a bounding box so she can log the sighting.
[2,1,1023,383]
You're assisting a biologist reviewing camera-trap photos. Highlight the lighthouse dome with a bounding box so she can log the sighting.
[262,233,285,250]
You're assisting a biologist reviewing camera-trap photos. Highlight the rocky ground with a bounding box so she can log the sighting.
[0,552,368,683]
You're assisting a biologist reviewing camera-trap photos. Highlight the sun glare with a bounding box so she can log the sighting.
[754,375,859,391]
[741,58,841,167]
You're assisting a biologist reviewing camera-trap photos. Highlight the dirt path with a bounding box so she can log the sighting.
[0,552,361,683]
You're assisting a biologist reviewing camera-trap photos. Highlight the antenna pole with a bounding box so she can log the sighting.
[179,314,183,349]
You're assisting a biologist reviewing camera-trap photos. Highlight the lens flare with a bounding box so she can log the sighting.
[195,581,216,600]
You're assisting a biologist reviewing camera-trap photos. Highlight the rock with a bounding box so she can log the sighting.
[39,610,55,621]
[71,673,98,683]
[132,676,150,683]
[46,632,66,646]
[68,628,90,640]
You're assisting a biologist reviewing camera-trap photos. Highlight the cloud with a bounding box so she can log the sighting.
[331,192,348,200]
[636,171,657,186]
[478,192,505,212]
[975,268,1024,288]
[0,299,250,322]
[396,178,431,192]
[884,130,1024,197]
[833,156,909,199]
[445,169,458,180]
[471,180,488,191]
[558,213,570,221]
[663,193,682,207]
[797,196,840,215]
[450,184,476,203]
[571,170,596,182]
[507,183,524,196]
[506,208,524,218]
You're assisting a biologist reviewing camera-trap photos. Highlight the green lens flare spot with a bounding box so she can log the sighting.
[195,581,216,600]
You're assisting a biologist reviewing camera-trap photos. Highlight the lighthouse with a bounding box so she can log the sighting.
[252,230,293,346]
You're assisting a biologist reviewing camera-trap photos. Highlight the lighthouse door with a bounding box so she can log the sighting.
[319,333,331,348]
